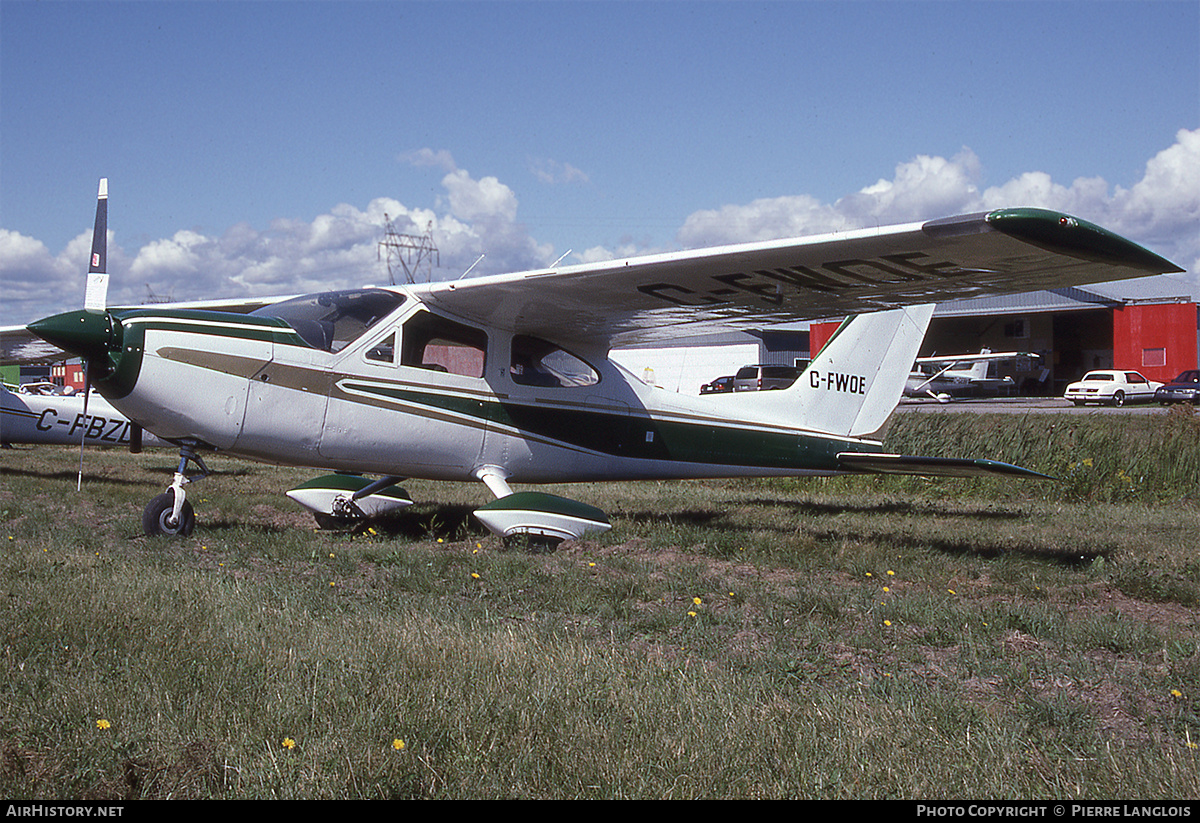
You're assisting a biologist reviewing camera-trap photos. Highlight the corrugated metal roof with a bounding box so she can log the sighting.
[934,274,1195,317]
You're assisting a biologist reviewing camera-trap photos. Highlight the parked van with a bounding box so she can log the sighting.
[733,364,802,391]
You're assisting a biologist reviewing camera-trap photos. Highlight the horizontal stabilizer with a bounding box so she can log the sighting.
[837,453,1053,479]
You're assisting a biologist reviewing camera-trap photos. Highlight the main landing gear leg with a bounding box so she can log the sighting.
[142,442,209,537]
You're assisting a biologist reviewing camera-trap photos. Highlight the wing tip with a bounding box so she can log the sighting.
[985,208,1184,274]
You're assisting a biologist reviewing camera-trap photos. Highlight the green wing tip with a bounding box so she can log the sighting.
[985,209,1184,274]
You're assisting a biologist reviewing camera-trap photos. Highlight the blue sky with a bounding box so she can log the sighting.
[2,0,1197,325]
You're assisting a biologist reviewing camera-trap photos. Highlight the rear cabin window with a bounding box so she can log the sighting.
[251,289,405,353]
[510,335,599,388]
[401,312,487,378]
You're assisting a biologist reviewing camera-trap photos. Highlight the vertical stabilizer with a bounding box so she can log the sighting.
[84,178,109,312]
[792,304,934,437]
[967,350,992,381]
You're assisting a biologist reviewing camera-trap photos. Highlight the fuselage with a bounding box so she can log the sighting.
[31,287,885,484]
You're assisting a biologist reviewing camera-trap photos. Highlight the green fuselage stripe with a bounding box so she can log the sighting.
[345,382,873,470]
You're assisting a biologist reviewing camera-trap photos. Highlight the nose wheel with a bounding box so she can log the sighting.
[142,490,196,536]
[142,443,208,537]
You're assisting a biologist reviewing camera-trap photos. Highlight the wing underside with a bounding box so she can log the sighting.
[418,209,1183,347]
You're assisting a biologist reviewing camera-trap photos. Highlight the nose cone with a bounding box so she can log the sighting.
[27,309,118,361]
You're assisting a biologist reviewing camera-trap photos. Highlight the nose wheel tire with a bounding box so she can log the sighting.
[143,491,196,537]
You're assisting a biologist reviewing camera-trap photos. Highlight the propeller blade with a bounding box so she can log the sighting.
[84,178,109,312]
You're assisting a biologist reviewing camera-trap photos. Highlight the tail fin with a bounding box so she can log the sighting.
[967,348,992,381]
[793,303,934,437]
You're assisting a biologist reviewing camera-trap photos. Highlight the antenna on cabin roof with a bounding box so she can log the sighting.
[378,214,439,285]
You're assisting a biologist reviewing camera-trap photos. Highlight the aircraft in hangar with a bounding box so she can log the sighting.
[1,180,1184,545]
[904,349,1040,402]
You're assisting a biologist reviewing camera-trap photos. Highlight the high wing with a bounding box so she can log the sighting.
[0,330,69,366]
[914,351,1036,366]
[416,209,1183,347]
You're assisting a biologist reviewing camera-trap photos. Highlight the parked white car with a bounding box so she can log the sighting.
[1064,370,1163,406]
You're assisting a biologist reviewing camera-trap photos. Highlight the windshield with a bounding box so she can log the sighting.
[251,289,406,352]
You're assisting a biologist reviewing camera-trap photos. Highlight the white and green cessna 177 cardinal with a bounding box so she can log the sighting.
[5,180,1185,544]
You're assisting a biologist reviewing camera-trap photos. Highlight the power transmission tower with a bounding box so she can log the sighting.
[378,214,439,285]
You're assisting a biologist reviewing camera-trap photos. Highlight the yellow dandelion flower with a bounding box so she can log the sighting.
[883,620,892,627]
[588,562,596,567]
[693,596,702,606]
[1172,689,1184,699]
[95,719,111,730]
[392,739,406,751]
[883,586,890,593]
[948,588,956,595]
[282,737,296,750]
[687,611,697,617]
[471,572,480,579]
[887,570,895,576]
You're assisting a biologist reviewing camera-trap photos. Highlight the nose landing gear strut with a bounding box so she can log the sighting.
[142,442,209,537]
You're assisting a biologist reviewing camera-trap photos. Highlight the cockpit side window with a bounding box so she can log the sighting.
[400,311,488,378]
[510,335,599,388]
[250,289,406,353]
[365,332,397,364]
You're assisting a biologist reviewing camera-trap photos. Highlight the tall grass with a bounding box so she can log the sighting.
[878,407,1200,503]
[2,410,1199,798]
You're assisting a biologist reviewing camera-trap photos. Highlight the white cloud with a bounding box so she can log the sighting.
[441,169,519,224]
[0,229,77,306]
[400,148,458,172]
[529,158,589,185]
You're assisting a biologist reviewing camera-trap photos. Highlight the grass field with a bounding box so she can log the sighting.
[2,410,1198,799]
